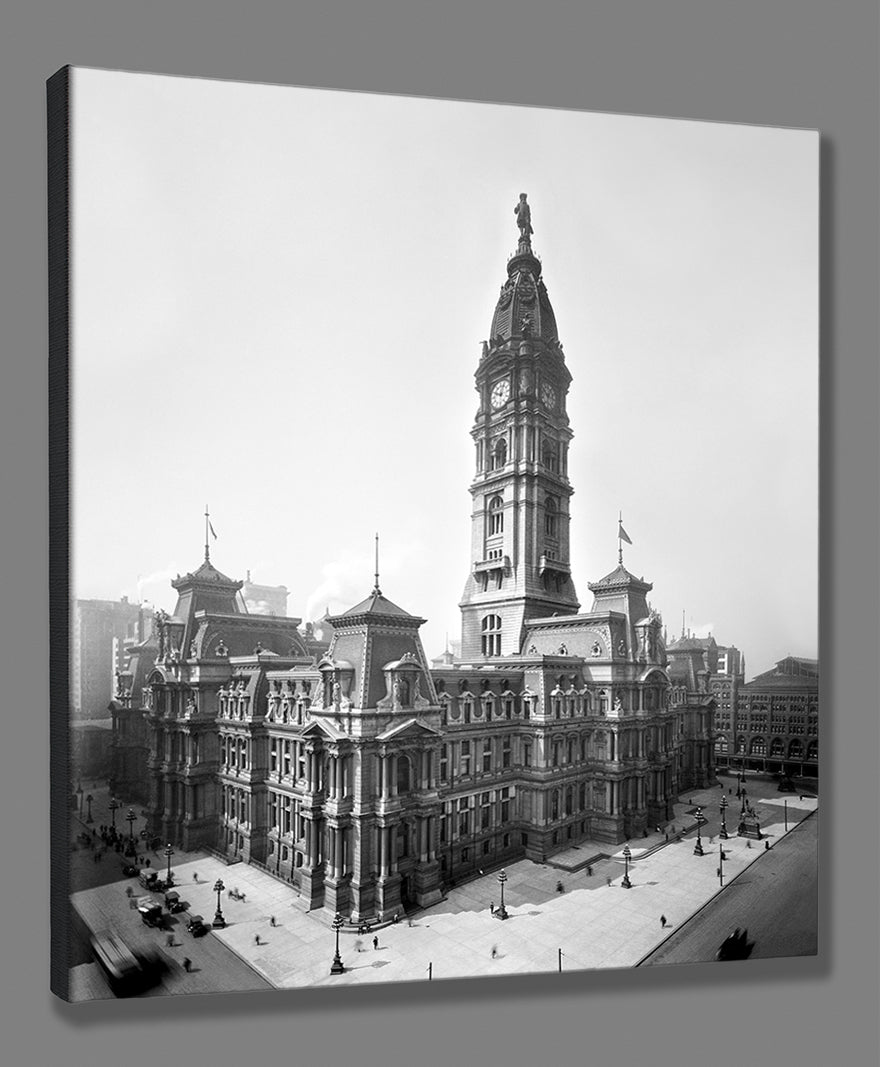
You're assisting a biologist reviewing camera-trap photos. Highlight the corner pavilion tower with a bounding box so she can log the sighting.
[460,195,580,659]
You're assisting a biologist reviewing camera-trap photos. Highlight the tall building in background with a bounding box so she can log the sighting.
[71,598,150,721]
[242,571,289,616]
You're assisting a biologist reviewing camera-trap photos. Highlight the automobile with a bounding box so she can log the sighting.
[91,930,168,996]
[715,928,755,961]
[136,896,164,927]
[138,869,160,889]
[164,890,187,914]
[121,864,139,877]
[185,914,209,937]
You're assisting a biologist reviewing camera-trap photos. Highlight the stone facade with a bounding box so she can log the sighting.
[125,196,723,919]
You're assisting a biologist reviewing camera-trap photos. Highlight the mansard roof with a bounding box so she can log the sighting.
[172,557,242,592]
[588,563,653,594]
[330,588,425,626]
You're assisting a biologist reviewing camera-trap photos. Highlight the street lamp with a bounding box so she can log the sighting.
[496,868,509,920]
[213,879,226,927]
[621,844,632,888]
[784,798,788,832]
[330,912,345,975]
[85,793,94,823]
[719,795,729,839]
[718,841,725,886]
[164,843,174,886]
[76,782,83,815]
[693,807,705,856]
[126,808,137,852]
[108,798,119,831]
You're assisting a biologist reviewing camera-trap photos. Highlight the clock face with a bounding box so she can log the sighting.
[541,382,557,409]
[491,379,511,409]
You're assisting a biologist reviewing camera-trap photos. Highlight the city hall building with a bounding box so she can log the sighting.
[120,199,716,920]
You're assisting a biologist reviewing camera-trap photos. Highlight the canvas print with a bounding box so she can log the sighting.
[50,67,819,1000]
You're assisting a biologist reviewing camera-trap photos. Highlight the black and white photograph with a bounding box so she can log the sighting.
[54,67,818,1001]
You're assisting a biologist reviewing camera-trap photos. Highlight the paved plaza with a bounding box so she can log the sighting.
[69,775,817,995]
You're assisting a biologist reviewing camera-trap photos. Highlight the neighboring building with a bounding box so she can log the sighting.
[715,656,819,778]
[242,571,289,616]
[70,721,114,781]
[72,598,150,721]
[108,622,159,805]
[127,196,721,919]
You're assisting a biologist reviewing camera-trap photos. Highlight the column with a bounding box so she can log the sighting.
[335,825,344,875]
[381,754,389,799]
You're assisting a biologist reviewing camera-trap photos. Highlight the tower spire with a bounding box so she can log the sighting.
[372,532,382,596]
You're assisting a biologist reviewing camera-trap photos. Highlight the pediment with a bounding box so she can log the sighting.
[376,717,442,741]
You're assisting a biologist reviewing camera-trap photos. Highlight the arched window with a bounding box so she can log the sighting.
[488,495,504,536]
[481,615,502,657]
[491,437,507,470]
[806,740,818,760]
[750,736,766,756]
[770,737,784,757]
[545,496,559,538]
[788,739,804,760]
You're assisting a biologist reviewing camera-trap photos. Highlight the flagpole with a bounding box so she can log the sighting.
[618,510,623,565]
[205,505,210,563]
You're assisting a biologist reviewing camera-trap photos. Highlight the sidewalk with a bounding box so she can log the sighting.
[70,776,818,991]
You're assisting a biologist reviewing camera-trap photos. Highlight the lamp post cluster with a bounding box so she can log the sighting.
[213,879,226,928]
[108,797,119,830]
[693,807,705,856]
[496,869,509,919]
[330,913,345,975]
[719,795,729,839]
[85,793,94,823]
[621,844,633,888]
[164,843,174,886]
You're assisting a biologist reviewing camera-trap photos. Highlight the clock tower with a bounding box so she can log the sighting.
[459,195,580,659]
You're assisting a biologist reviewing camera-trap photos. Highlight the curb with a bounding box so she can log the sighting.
[634,806,817,966]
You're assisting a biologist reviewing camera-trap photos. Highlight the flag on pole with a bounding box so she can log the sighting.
[618,521,632,545]
[208,520,218,540]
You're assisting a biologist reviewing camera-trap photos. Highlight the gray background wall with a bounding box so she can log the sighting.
[2,2,877,1065]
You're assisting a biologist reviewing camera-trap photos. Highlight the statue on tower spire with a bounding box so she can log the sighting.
[514,192,533,249]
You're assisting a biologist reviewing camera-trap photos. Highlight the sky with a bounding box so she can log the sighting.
[70,68,818,675]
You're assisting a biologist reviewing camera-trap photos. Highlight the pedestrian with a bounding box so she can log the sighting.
[490,901,495,914]
[586,866,593,877]
[728,787,732,795]
[764,840,770,851]
[407,916,413,928]
[182,957,191,973]
[373,935,379,950]
[556,880,564,893]
[393,911,399,924]
[145,858,151,868]
[606,877,612,887]
[254,934,261,946]
[491,945,498,959]
[746,840,752,848]
[269,915,276,927]
[660,915,667,928]
[125,885,133,898]
[193,872,199,883]
[166,933,175,947]
[664,833,668,842]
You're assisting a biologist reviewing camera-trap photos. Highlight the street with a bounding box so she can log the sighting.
[639,812,819,965]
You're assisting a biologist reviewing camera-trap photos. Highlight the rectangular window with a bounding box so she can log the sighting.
[439,744,448,781]
[482,740,492,772]
[502,737,511,769]
[461,741,471,776]
[524,743,532,767]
